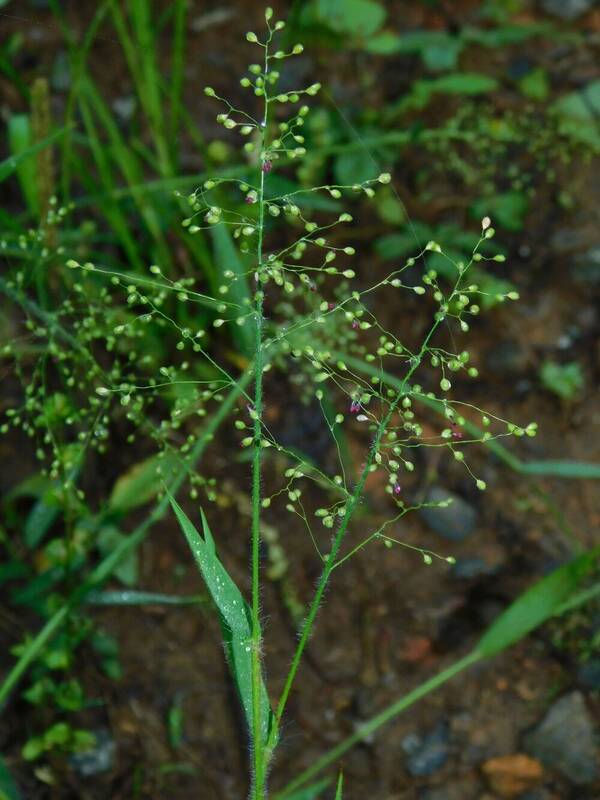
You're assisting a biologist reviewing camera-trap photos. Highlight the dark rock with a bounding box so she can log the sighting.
[276,399,333,467]
[572,246,600,286]
[402,721,450,777]
[70,728,115,777]
[419,488,477,542]
[51,52,70,92]
[451,558,497,580]
[507,57,533,80]
[486,340,528,375]
[523,691,598,785]
[578,659,600,690]
[113,96,136,122]
[519,790,559,800]
[540,0,597,19]
[419,777,480,800]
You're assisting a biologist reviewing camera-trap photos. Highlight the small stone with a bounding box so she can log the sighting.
[51,52,71,92]
[113,96,136,121]
[578,659,600,690]
[540,0,597,19]
[398,635,433,663]
[451,557,496,580]
[518,790,560,800]
[486,340,528,375]
[572,246,600,286]
[523,691,598,785]
[69,728,115,777]
[419,487,477,541]
[402,721,450,777]
[419,776,482,800]
[481,753,543,797]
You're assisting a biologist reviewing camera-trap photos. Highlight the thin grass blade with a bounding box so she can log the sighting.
[476,547,600,657]
[277,778,331,800]
[0,755,22,800]
[85,590,206,606]
[0,125,69,183]
[211,225,254,357]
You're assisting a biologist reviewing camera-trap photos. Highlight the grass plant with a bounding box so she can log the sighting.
[1,4,599,797]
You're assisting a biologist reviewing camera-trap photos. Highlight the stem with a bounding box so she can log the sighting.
[272,320,443,732]
[250,37,271,800]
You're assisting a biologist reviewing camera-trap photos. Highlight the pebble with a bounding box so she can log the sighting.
[523,691,598,784]
[419,781,480,800]
[69,728,116,777]
[481,753,543,797]
[540,0,597,19]
[578,658,600,690]
[486,340,528,375]
[402,721,450,777]
[419,488,477,542]
[113,97,136,122]
[451,557,497,580]
[572,246,600,285]
[51,52,71,92]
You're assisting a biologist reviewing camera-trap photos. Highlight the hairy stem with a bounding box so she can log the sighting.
[250,36,271,800]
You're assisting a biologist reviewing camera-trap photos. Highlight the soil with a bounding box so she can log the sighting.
[0,1,599,799]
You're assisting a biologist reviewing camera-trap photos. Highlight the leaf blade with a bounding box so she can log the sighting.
[477,549,600,657]
[168,495,276,747]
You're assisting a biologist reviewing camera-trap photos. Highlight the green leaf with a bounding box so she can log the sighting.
[374,187,405,225]
[428,72,499,95]
[421,40,463,71]
[0,755,22,800]
[363,31,403,55]
[24,491,61,548]
[312,0,386,37]
[21,737,44,762]
[7,114,38,215]
[96,526,139,587]
[375,223,430,259]
[334,772,344,799]
[395,73,499,113]
[108,452,179,514]
[210,225,254,357]
[463,23,553,47]
[551,79,600,149]
[518,67,550,102]
[365,30,463,69]
[477,549,600,657]
[85,589,205,606]
[539,360,584,401]
[471,191,528,231]
[520,460,600,479]
[401,32,462,70]
[3,473,63,549]
[278,778,331,800]
[334,150,377,185]
[167,695,185,749]
[0,124,69,183]
[169,495,276,748]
